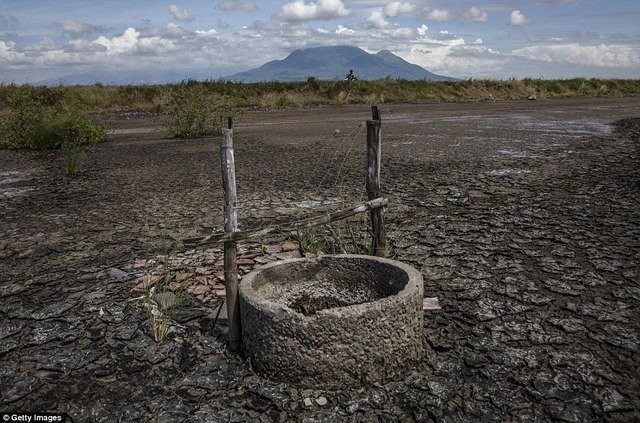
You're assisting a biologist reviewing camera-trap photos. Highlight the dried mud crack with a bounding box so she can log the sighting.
[1,98,639,421]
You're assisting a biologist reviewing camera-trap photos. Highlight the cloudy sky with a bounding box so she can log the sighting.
[1,0,639,84]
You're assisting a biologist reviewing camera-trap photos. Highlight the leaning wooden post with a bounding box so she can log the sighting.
[366,105,386,257]
[220,117,241,352]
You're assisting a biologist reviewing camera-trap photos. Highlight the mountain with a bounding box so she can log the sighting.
[226,45,453,82]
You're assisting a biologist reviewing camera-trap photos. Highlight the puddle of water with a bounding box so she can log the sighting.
[515,117,611,136]
[390,114,501,126]
[392,113,611,139]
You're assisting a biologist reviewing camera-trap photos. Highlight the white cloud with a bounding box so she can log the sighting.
[55,19,104,37]
[384,2,415,17]
[384,26,415,39]
[364,1,417,30]
[168,4,194,22]
[417,24,428,36]
[137,36,179,55]
[144,23,191,39]
[195,29,218,37]
[513,43,640,68]
[426,9,450,21]
[94,28,140,54]
[474,38,484,44]
[64,39,107,53]
[462,6,488,22]
[280,0,350,22]
[0,40,27,62]
[510,10,527,27]
[367,10,390,28]
[23,39,58,53]
[166,23,187,37]
[335,24,355,35]
[216,1,258,11]
[407,42,505,77]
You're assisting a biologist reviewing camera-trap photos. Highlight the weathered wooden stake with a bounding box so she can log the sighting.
[366,105,386,257]
[220,117,241,352]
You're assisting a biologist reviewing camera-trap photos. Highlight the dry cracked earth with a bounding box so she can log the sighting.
[1,97,639,422]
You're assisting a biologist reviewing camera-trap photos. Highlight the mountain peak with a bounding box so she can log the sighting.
[227,45,452,82]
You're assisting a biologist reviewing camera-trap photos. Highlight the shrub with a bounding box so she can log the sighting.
[167,82,217,138]
[167,81,242,138]
[0,87,106,150]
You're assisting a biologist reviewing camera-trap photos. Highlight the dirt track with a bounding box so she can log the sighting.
[1,97,639,421]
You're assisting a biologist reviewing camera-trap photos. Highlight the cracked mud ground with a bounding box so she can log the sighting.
[1,97,639,422]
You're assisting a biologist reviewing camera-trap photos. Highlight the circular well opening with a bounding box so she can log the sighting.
[249,256,410,315]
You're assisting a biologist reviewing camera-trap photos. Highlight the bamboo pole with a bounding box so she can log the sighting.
[220,118,241,352]
[366,106,386,257]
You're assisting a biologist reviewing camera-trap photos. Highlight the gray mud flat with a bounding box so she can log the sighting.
[1,97,639,421]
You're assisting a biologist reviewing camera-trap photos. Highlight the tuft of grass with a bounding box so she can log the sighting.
[296,218,368,256]
[142,260,188,342]
[297,228,326,255]
[63,145,83,175]
[145,286,174,342]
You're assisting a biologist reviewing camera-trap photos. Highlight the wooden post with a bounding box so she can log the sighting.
[366,105,386,257]
[220,117,241,352]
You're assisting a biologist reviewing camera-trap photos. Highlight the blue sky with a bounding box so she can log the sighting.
[1,0,639,84]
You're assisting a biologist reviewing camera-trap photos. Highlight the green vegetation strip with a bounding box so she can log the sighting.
[2,78,639,118]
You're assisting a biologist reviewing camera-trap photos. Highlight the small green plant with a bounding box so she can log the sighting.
[63,145,83,175]
[297,228,326,255]
[296,220,367,256]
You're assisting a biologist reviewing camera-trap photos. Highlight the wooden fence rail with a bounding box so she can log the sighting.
[183,197,388,248]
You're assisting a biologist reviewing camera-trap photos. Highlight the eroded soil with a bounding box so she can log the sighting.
[1,97,639,421]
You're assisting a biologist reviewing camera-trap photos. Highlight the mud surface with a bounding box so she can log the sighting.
[289,294,350,315]
[1,97,640,421]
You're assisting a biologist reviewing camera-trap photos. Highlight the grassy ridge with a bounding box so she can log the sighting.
[1,78,640,115]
